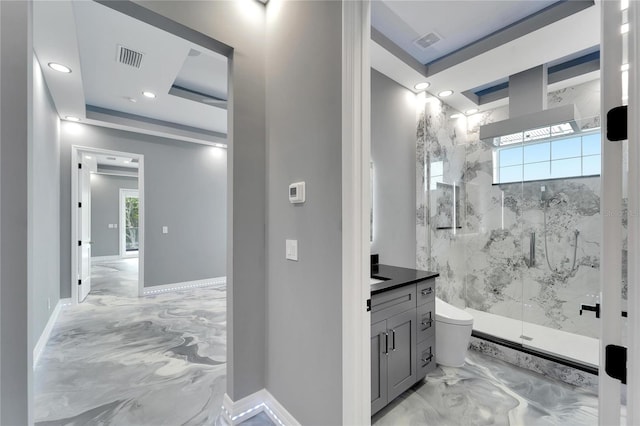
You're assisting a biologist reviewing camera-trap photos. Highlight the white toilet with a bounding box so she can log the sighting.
[435,297,474,367]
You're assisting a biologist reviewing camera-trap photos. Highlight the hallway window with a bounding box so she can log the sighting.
[125,194,139,252]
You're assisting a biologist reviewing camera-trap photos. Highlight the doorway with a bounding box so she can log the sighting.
[71,146,145,302]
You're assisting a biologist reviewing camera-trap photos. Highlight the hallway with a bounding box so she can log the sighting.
[34,259,243,425]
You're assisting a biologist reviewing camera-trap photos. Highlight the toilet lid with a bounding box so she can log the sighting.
[436,298,474,326]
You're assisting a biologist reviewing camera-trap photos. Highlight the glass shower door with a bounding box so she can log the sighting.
[519,125,602,368]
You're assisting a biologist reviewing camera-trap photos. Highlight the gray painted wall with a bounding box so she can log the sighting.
[60,124,227,293]
[90,174,138,257]
[30,56,61,352]
[266,2,343,424]
[1,1,31,423]
[370,69,417,268]
[126,0,267,401]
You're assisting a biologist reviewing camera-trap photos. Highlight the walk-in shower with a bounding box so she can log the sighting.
[416,81,611,371]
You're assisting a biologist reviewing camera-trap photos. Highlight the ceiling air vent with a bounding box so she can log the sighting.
[414,32,441,50]
[106,156,117,161]
[117,45,143,69]
[131,158,139,163]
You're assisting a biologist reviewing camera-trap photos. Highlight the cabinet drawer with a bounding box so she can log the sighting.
[417,300,435,343]
[417,336,436,378]
[371,284,416,324]
[417,279,435,305]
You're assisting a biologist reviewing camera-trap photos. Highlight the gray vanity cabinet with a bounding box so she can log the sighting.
[371,277,436,416]
[370,284,418,415]
[386,309,417,401]
[371,319,388,415]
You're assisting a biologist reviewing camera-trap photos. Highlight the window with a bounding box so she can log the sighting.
[493,131,601,184]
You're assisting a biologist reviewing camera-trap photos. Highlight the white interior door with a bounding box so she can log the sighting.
[77,154,95,302]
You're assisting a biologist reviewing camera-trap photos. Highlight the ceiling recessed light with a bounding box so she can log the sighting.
[450,113,463,119]
[123,160,130,164]
[438,90,454,97]
[48,62,72,73]
[466,108,479,115]
[85,156,92,159]
[621,23,629,34]
[142,91,156,99]
[65,116,80,122]
[414,82,430,91]
[621,63,630,71]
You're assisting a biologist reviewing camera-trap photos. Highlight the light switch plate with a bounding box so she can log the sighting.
[286,239,298,261]
[162,226,169,234]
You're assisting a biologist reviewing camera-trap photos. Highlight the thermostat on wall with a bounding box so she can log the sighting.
[289,181,305,204]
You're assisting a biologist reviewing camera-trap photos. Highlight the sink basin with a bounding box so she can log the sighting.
[370,278,387,285]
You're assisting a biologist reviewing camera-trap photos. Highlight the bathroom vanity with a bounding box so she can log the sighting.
[370,264,439,415]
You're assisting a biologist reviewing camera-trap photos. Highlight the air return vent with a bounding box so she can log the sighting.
[117,45,143,68]
[106,156,117,161]
[414,32,441,50]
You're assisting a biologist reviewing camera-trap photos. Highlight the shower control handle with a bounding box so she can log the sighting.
[580,303,600,318]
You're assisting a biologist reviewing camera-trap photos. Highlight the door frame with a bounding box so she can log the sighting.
[71,145,145,303]
[341,0,371,424]
[119,188,140,258]
[626,1,639,423]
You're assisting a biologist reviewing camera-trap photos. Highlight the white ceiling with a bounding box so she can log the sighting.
[33,1,228,145]
[372,0,558,65]
[371,0,601,114]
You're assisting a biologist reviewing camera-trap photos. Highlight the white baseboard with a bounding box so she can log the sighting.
[142,276,226,295]
[33,298,72,369]
[91,255,121,261]
[222,389,300,426]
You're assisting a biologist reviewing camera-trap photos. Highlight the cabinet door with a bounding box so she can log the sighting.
[371,319,388,415]
[387,309,416,401]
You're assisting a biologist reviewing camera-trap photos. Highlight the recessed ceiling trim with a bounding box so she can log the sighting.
[85,104,227,145]
[463,51,600,106]
[95,0,233,57]
[371,27,427,77]
[168,85,228,110]
[426,0,595,77]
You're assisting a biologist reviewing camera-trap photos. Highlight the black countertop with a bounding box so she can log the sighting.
[370,264,439,295]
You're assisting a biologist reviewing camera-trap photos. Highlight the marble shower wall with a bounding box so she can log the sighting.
[417,79,611,339]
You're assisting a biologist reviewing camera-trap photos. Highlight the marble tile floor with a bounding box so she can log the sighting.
[34,259,273,426]
[38,259,602,426]
[373,350,599,426]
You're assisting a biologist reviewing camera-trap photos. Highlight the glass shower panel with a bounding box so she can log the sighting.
[461,135,525,346]
[520,117,601,368]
